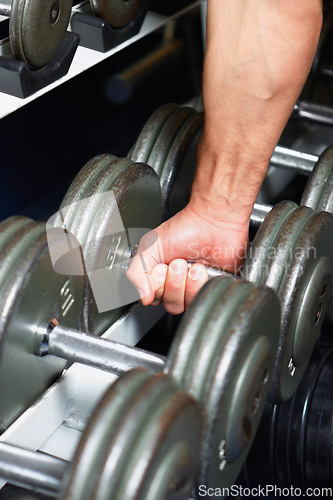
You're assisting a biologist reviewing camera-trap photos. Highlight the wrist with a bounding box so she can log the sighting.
[189,136,269,225]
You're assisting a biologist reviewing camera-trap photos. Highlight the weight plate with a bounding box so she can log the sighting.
[165,277,280,495]
[0,217,33,253]
[264,206,313,294]
[60,368,201,500]
[54,157,162,334]
[280,346,330,489]
[305,349,333,487]
[160,112,203,208]
[91,0,144,28]
[83,161,162,332]
[64,157,133,249]
[10,0,72,69]
[0,217,35,287]
[54,154,117,232]
[274,210,333,402]
[147,107,196,178]
[238,403,277,487]
[301,145,333,212]
[244,203,333,403]
[0,218,84,432]
[242,345,333,490]
[243,201,298,285]
[129,104,178,164]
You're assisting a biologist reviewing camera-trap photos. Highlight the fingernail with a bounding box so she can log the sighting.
[171,260,187,275]
[138,289,145,299]
[189,266,202,280]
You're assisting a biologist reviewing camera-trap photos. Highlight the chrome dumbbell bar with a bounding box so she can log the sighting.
[271,146,318,175]
[292,99,333,128]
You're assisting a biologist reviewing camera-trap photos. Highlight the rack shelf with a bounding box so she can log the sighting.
[0,1,202,119]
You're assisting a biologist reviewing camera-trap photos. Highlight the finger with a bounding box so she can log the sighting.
[185,263,208,310]
[163,259,188,315]
[126,231,161,306]
[150,264,168,306]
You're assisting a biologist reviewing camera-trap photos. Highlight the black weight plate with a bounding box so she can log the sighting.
[242,346,333,490]
[304,347,333,487]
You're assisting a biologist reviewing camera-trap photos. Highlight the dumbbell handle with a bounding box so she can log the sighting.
[36,260,228,376]
[39,323,167,375]
[0,441,66,496]
[0,0,11,16]
[271,146,318,175]
[249,145,321,227]
[293,100,333,127]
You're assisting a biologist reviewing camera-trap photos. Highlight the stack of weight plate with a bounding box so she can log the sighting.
[0,99,333,498]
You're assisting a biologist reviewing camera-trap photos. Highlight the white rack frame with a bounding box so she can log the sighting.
[0,1,203,119]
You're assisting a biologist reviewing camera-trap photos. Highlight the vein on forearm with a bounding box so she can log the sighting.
[190,0,323,222]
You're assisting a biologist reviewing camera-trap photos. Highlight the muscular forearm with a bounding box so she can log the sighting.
[190,0,323,225]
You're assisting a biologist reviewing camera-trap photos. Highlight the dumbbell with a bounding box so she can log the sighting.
[51,155,163,335]
[56,151,333,403]
[0,0,72,69]
[129,104,333,402]
[240,344,333,489]
[89,0,146,28]
[0,209,280,495]
[0,368,201,500]
[32,279,280,496]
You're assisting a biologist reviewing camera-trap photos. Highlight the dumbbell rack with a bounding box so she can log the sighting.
[0,0,202,117]
[0,1,204,496]
[1,2,333,496]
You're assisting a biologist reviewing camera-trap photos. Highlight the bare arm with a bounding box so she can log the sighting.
[191,0,323,225]
[127,0,323,314]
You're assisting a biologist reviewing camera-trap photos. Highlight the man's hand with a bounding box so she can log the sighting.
[127,203,249,314]
[127,0,322,314]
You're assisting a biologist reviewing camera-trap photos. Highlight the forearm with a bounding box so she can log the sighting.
[190,0,323,225]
